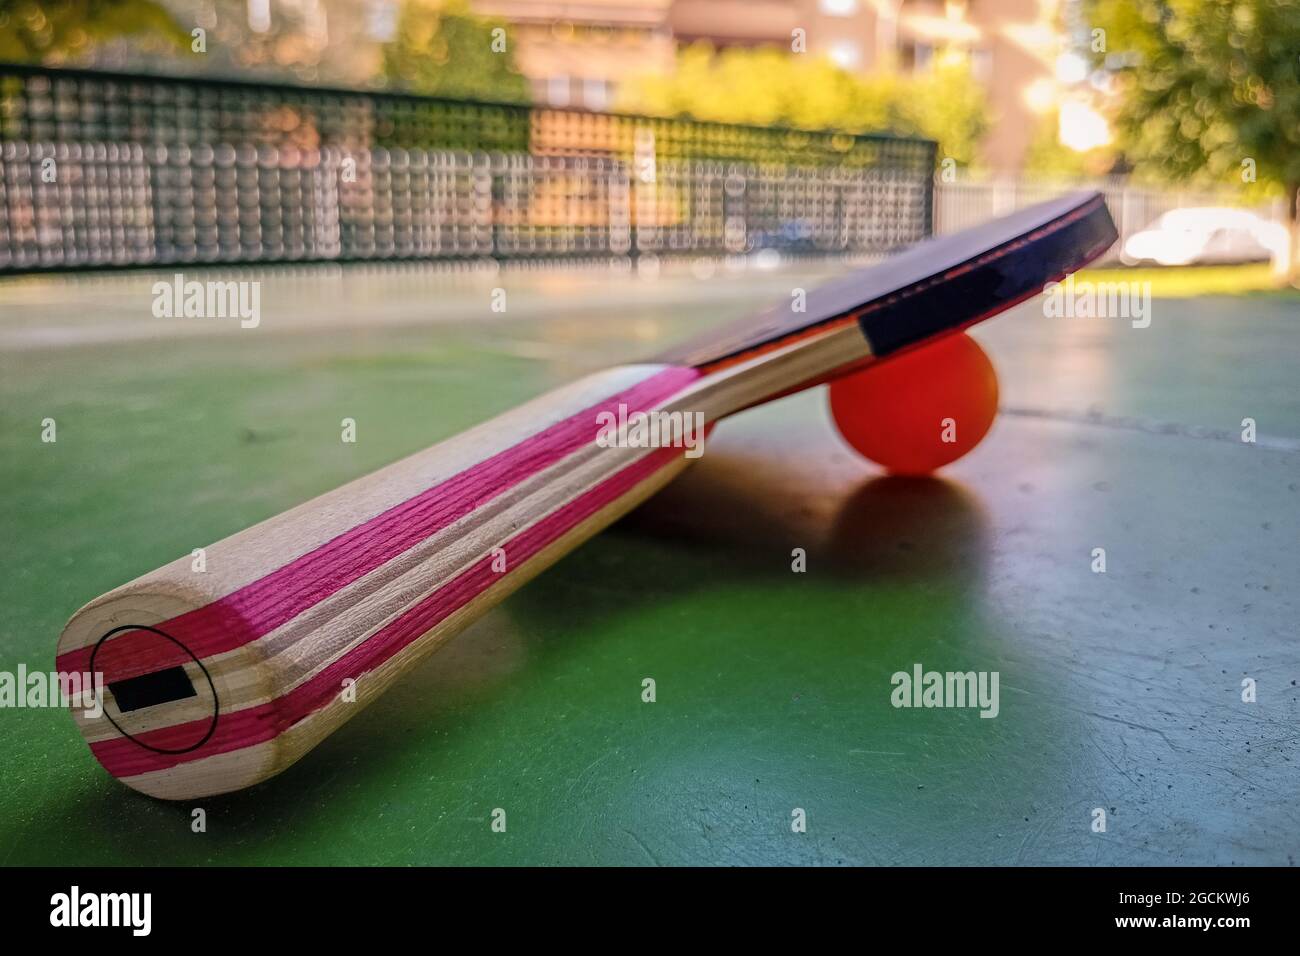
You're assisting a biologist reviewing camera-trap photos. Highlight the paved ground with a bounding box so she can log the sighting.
[0,263,1296,865]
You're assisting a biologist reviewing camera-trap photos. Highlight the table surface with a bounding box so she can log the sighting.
[1,264,1297,866]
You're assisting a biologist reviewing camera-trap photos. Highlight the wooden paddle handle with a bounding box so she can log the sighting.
[56,363,702,799]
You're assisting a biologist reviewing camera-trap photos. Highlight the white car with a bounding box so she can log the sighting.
[1121,207,1287,266]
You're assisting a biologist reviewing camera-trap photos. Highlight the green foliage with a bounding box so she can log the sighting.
[381,0,529,103]
[617,43,990,169]
[892,61,991,168]
[618,43,884,131]
[1088,0,1300,211]
[0,0,188,61]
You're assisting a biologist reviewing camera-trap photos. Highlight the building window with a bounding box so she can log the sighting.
[247,0,271,34]
[819,0,859,15]
[304,0,328,41]
[582,79,610,112]
[367,0,399,42]
[547,75,572,107]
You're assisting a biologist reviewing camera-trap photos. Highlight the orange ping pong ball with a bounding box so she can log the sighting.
[829,332,998,476]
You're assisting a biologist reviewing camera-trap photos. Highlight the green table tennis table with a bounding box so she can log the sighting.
[0,264,1296,865]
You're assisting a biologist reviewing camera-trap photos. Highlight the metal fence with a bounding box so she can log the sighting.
[0,64,936,273]
[935,178,1288,263]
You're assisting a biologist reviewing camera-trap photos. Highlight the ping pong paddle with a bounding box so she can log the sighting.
[57,191,1117,799]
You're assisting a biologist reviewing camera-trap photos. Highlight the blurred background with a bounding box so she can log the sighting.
[0,0,1296,277]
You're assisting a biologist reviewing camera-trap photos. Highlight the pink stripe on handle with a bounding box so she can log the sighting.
[90,443,684,778]
[60,366,698,678]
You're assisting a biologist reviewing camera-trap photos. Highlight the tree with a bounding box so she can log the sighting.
[1088,0,1300,280]
[890,60,991,169]
[0,0,188,61]
[381,0,528,102]
[618,43,887,131]
[617,42,990,170]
